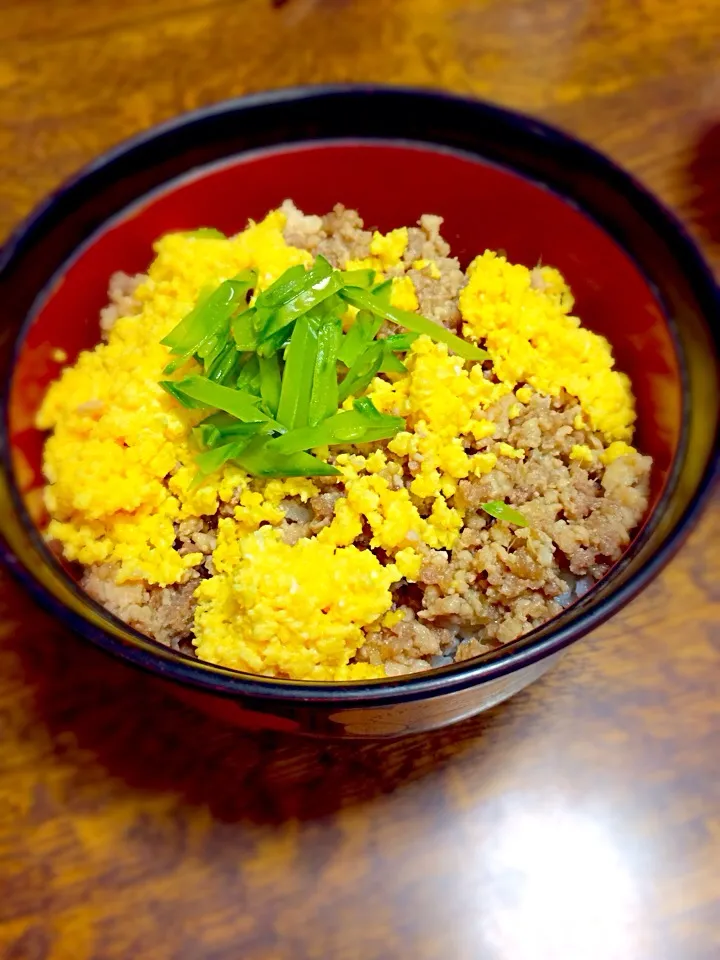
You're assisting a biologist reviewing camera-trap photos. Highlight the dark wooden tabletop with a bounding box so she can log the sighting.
[1,1,719,958]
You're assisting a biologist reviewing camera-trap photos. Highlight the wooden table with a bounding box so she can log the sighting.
[1,2,719,957]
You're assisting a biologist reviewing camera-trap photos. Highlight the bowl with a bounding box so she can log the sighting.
[1,85,718,738]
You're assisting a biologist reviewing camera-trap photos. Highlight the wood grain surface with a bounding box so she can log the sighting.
[1,1,719,957]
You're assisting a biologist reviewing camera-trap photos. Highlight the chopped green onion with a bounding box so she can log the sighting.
[197,317,232,371]
[235,435,340,478]
[308,316,341,427]
[192,441,247,486]
[163,375,279,425]
[379,345,408,374]
[196,442,240,475]
[207,341,243,385]
[309,293,344,324]
[383,331,418,351]
[194,414,265,450]
[268,399,403,455]
[202,411,243,428]
[255,258,328,317]
[160,381,207,409]
[256,318,294,360]
[338,311,382,367]
[340,287,488,362]
[163,355,191,376]
[276,315,319,429]
[371,278,393,306]
[231,309,259,351]
[236,354,261,395]
[481,500,529,527]
[161,270,256,363]
[338,340,384,403]
[159,238,496,480]
[352,396,385,419]
[257,265,343,349]
[258,354,282,417]
[162,283,220,371]
[378,331,420,374]
[195,431,262,473]
[254,264,308,310]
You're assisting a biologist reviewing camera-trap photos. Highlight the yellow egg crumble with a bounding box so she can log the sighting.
[459,252,636,441]
[194,524,393,681]
[37,207,641,682]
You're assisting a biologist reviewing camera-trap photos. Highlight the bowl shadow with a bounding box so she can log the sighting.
[5,580,523,827]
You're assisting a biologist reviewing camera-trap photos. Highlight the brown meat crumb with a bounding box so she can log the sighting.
[83,564,197,650]
[315,204,372,267]
[99,271,146,337]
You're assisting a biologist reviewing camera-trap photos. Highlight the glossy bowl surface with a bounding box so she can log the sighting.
[1,86,718,737]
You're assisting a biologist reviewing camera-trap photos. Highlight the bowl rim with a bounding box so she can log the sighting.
[1,83,718,706]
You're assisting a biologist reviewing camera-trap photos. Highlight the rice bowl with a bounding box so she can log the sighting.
[1,86,716,736]
[36,201,652,682]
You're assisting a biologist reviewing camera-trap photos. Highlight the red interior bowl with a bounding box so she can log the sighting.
[10,141,680,513]
[0,87,717,737]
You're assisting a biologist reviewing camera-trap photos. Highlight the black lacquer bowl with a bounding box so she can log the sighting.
[1,86,717,737]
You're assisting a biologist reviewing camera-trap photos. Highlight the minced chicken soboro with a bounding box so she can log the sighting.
[36,202,652,681]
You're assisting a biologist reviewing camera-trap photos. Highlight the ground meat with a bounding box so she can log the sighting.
[83,564,197,649]
[309,490,343,521]
[369,390,649,666]
[356,609,454,674]
[279,199,324,250]
[419,549,450,584]
[175,516,217,556]
[403,214,452,261]
[550,452,651,576]
[280,199,374,265]
[99,271,146,337]
[313,204,372,267]
[409,258,467,331]
[278,492,341,544]
[455,636,495,662]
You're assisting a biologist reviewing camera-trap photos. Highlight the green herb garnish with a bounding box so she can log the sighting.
[268,398,404,455]
[161,270,255,372]
[258,354,282,417]
[338,310,382,367]
[339,287,488,362]
[236,354,261,396]
[276,314,320,430]
[481,500,529,527]
[160,375,280,426]
[234,434,340,478]
[193,413,265,449]
[159,245,492,479]
[195,434,261,476]
[340,268,376,289]
[308,316,341,427]
[379,344,408,374]
[338,340,385,404]
[256,256,342,351]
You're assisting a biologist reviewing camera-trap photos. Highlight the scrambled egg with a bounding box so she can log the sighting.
[37,208,640,682]
[459,252,636,442]
[346,226,408,273]
[38,210,312,588]
[370,336,507,500]
[194,523,390,681]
